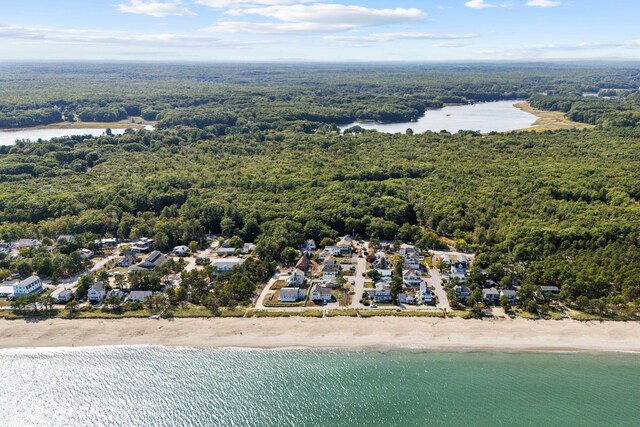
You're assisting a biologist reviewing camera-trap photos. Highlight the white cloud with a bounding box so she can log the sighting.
[464,0,510,9]
[0,24,263,48]
[526,0,561,7]
[207,4,425,34]
[117,0,195,17]
[195,0,312,7]
[325,32,478,43]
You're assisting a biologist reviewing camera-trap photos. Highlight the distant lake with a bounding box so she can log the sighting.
[0,125,154,146]
[341,100,538,134]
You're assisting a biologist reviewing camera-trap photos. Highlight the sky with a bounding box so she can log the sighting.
[1,0,640,62]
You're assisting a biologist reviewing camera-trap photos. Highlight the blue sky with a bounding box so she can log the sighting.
[1,0,639,61]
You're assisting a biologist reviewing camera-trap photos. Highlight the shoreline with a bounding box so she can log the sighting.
[514,102,594,131]
[0,120,154,132]
[2,317,639,354]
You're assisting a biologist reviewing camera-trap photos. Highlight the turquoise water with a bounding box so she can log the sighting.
[0,347,638,426]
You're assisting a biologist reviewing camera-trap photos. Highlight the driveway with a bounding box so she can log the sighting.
[425,265,451,311]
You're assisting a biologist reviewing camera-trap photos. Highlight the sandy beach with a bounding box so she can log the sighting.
[1,317,639,353]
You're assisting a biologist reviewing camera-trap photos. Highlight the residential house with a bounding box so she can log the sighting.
[402,270,423,287]
[13,276,43,297]
[128,290,152,302]
[336,236,353,255]
[129,251,168,272]
[279,287,306,302]
[374,251,388,267]
[295,254,312,273]
[79,248,95,259]
[372,281,392,303]
[311,283,332,302]
[13,239,41,250]
[303,239,316,253]
[217,247,236,257]
[212,257,245,273]
[57,235,76,243]
[287,268,306,286]
[482,287,500,305]
[420,281,434,304]
[376,269,393,281]
[319,246,340,259]
[398,292,417,305]
[500,289,517,305]
[117,251,137,268]
[398,244,419,257]
[450,257,470,281]
[454,285,472,301]
[51,287,74,303]
[540,286,560,295]
[403,253,421,270]
[242,243,256,254]
[0,281,17,298]
[88,282,106,303]
[322,264,340,280]
[106,289,125,301]
[173,245,190,256]
[94,237,117,249]
[132,237,154,253]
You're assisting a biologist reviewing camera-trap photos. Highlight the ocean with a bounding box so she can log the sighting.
[0,347,638,426]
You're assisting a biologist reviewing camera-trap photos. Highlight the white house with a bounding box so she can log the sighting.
[117,251,137,268]
[373,281,392,303]
[128,290,152,302]
[94,237,117,249]
[212,257,245,273]
[398,244,419,257]
[13,276,43,297]
[279,287,306,302]
[311,283,332,302]
[0,282,17,298]
[51,287,73,303]
[376,269,393,281]
[402,270,422,287]
[319,246,340,259]
[403,253,421,270]
[242,243,256,254]
[450,257,470,281]
[303,239,316,252]
[13,239,41,250]
[336,237,352,255]
[88,281,106,303]
[398,292,417,305]
[420,281,434,305]
[287,268,306,286]
[173,245,190,256]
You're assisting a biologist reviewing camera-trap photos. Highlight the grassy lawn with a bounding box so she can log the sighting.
[270,280,287,290]
[359,309,446,318]
[326,309,358,317]
[448,310,474,319]
[263,289,307,307]
[246,309,323,318]
[566,309,604,321]
[364,281,374,289]
[341,270,356,277]
[517,310,540,320]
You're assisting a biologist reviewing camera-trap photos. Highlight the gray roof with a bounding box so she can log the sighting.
[483,287,499,296]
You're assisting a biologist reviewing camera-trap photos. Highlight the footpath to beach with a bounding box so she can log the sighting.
[1,317,639,353]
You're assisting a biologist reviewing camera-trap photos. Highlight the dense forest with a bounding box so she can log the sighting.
[1,62,640,314]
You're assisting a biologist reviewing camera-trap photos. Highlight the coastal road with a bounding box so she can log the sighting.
[349,241,368,309]
[426,266,450,311]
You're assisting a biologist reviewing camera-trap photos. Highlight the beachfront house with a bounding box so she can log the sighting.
[13,276,43,297]
[454,285,472,301]
[0,281,17,298]
[373,281,392,303]
[88,282,106,303]
[402,270,422,287]
[482,287,500,305]
[51,287,73,303]
[500,289,517,304]
[106,289,125,301]
[420,281,434,305]
[212,257,245,273]
[398,292,417,305]
[311,283,332,302]
[279,287,306,303]
[128,290,152,302]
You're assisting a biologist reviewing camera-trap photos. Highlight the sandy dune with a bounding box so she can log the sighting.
[1,317,639,353]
